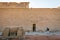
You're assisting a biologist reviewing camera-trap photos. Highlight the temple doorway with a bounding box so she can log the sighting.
[33,24,36,32]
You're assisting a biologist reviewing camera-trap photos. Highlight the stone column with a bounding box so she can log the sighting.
[17,27,25,40]
[17,27,25,37]
[3,28,9,37]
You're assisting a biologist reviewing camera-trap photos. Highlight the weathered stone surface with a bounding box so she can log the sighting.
[0,8,60,31]
[3,28,9,37]
[0,2,60,31]
[0,2,29,8]
[10,27,18,33]
[17,27,25,37]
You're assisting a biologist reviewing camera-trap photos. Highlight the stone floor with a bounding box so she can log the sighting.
[0,35,60,40]
[25,35,60,40]
[25,32,60,40]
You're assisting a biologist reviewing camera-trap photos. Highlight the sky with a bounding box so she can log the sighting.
[0,0,60,8]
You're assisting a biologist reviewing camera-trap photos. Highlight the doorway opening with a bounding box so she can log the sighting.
[33,24,36,32]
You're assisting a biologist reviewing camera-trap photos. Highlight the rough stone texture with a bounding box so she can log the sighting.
[0,2,60,31]
[3,28,9,37]
[0,8,60,31]
[10,27,18,33]
[0,2,29,8]
[17,27,25,37]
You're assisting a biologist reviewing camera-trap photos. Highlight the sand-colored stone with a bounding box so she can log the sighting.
[17,27,25,37]
[0,2,60,31]
[3,28,9,37]
[0,2,29,8]
[9,27,18,36]
[10,27,18,33]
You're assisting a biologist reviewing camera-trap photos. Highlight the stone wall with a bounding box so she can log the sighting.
[0,8,60,31]
[0,2,29,8]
